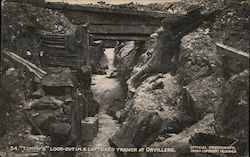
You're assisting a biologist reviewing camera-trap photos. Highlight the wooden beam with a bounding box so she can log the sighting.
[91,35,148,41]
[89,25,159,35]
[42,44,66,49]
[67,11,163,26]
[102,41,117,48]
[216,43,249,58]
[3,50,47,79]
[216,43,249,72]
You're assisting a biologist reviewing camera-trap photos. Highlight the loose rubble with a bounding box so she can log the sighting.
[215,70,249,156]
[2,1,76,59]
[1,1,77,154]
[1,0,249,157]
[112,0,249,156]
[175,30,223,85]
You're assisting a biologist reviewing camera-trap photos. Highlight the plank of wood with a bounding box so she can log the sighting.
[43,53,78,58]
[216,43,249,72]
[3,50,47,76]
[42,44,66,49]
[89,24,159,35]
[41,57,77,62]
[67,11,163,26]
[216,43,249,58]
[91,34,148,41]
[42,62,78,68]
[42,48,75,54]
[42,34,65,38]
[42,40,65,46]
[42,38,65,42]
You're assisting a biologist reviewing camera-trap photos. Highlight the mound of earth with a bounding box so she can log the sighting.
[2,1,75,58]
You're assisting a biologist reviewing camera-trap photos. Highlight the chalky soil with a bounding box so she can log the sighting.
[80,48,124,157]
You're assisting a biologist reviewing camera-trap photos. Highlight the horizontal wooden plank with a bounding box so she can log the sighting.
[42,40,65,46]
[43,53,78,58]
[216,43,249,72]
[42,44,66,49]
[91,34,148,41]
[42,34,65,38]
[216,43,249,58]
[42,49,75,54]
[41,38,65,41]
[67,11,163,25]
[89,25,159,35]
[42,62,78,67]
[41,56,77,61]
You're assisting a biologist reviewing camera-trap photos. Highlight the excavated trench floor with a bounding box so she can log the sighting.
[79,48,124,157]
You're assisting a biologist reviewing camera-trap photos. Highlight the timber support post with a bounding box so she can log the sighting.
[81,23,90,67]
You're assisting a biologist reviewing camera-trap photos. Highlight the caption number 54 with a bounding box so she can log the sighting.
[10,146,19,151]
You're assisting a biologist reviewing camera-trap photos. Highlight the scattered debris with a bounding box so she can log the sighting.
[3,50,47,80]
[109,111,163,153]
[113,0,248,156]
[1,0,248,156]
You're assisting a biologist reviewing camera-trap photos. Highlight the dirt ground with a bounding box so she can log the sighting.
[113,0,249,156]
[0,0,249,156]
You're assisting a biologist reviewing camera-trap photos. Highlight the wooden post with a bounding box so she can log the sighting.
[75,94,82,140]
[74,24,90,68]
[82,24,90,67]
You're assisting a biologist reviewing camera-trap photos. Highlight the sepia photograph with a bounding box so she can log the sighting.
[0,0,249,157]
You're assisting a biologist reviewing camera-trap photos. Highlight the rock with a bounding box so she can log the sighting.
[183,76,225,121]
[114,41,143,81]
[41,68,74,88]
[107,71,118,78]
[106,99,124,120]
[49,122,71,136]
[149,73,164,84]
[175,30,223,85]
[115,111,121,120]
[122,74,193,133]
[214,69,249,156]
[31,88,45,99]
[98,69,107,75]
[151,80,164,90]
[109,111,163,151]
[148,113,215,157]
[27,109,66,135]
[30,96,64,110]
